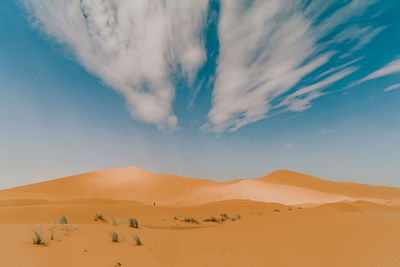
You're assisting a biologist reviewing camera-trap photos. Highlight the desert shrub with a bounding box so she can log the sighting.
[32,229,45,245]
[128,217,139,228]
[58,215,68,224]
[133,234,142,246]
[182,217,199,224]
[94,213,107,222]
[110,231,119,243]
[230,214,242,222]
[273,208,280,212]
[50,229,55,240]
[111,217,119,225]
[220,213,230,221]
[203,216,219,222]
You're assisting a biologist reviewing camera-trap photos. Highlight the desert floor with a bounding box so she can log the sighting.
[1,167,400,267]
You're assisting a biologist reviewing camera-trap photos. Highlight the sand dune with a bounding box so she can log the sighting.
[1,167,400,266]
[1,166,398,206]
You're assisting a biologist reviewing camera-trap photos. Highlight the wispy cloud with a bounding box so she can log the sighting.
[205,0,381,133]
[278,67,359,112]
[24,0,385,133]
[384,83,400,92]
[359,58,400,84]
[24,0,209,130]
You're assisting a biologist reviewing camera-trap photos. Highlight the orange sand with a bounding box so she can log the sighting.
[1,167,400,266]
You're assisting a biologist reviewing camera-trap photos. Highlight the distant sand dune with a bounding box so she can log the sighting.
[0,166,398,206]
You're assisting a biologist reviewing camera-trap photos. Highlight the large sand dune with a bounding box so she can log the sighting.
[1,167,400,266]
[1,166,398,206]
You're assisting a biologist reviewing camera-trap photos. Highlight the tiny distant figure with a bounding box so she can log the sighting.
[153,202,156,206]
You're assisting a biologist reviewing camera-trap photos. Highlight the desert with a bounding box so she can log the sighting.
[1,166,400,267]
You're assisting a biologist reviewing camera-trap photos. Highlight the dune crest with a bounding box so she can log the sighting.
[0,166,398,206]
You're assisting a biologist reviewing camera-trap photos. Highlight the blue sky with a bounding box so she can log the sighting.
[1,0,400,188]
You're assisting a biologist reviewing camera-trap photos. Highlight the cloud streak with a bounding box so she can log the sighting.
[384,84,400,92]
[24,0,386,133]
[24,0,209,129]
[360,58,400,83]
[205,0,381,133]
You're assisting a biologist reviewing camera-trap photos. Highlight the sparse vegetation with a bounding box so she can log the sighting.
[110,231,120,243]
[50,229,55,240]
[133,234,142,246]
[220,213,230,221]
[128,217,139,228]
[32,229,45,245]
[58,215,68,224]
[173,216,178,220]
[94,213,107,222]
[111,217,119,225]
[230,214,242,221]
[273,208,280,212]
[182,217,199,224]
[203,216,219,222]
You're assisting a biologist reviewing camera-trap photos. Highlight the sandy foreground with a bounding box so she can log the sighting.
[1,166,400,267]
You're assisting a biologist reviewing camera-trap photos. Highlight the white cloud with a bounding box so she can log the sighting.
[313,57,363,81]
[205,0,377,133]
[278,67,358,112]
[24,0,385,133]
[359,58,400,83]
[334,26,386,58]
[24,0,209,130]
[384,84,400,92]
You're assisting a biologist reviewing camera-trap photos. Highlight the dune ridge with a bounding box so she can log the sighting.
[0,166,398,206]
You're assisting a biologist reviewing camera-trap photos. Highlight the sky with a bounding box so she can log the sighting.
[1,0,400,189]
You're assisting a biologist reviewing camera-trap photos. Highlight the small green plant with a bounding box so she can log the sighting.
[109,231,120,243]
[58,215,68,224]
[182,217,199,224]
[111,217,119,225]
[128,217,139,228]
[133,234,142,246]
[230,214,242,222]
[50,229,55,240]
[32,229,45,245]
[203,216,219,222]
[94,213,106,222]
[220,213,229,221]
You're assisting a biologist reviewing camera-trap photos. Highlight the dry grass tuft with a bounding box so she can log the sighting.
[133,234,142,246]
[203,216,220,222]
[182,217,199,224]
[128,217,139,228]
[230,214,242,221]
[94,213,107,222]
[58,215,68,224]
[109,231,120,243]
[32,229,45,245]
